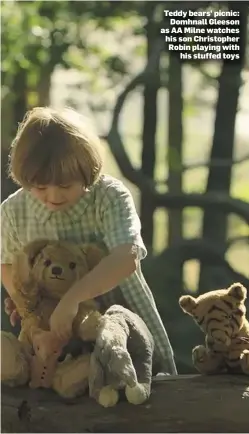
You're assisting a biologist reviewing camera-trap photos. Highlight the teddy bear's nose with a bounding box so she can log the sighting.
[51,266,63,276]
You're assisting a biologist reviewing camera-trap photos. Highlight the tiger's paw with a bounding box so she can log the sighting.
[240,350,249,375]
[193,345,224,374]
[206,335,230,353]
[192,345,209,365]
[192,345,214,374]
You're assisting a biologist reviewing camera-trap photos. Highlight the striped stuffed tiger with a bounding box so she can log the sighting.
[179,282,249,375]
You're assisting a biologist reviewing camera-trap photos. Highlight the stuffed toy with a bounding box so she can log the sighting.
[179,282,249,375]
[88,304,154,407]
[1,239,106,398]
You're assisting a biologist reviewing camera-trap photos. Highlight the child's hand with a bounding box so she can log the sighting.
[49,296,78,341]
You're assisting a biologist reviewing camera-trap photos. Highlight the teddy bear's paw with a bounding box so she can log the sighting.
[98,386,119,407]
[240,350,249,375]
[125,382,150,405]
[1,332,29,386]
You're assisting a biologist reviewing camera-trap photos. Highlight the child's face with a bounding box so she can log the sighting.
[30,182,85,211]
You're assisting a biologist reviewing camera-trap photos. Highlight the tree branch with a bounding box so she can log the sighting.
[106,49,249,228]
[158,237,249,287]
[155,153,249,185]
[107,111,249,225]
[183,153,249,171]
[2,376,249,433]
[106,39,164,188]
[226,235,249,249]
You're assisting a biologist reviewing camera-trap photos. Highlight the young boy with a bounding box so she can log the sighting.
[1,107,177,375]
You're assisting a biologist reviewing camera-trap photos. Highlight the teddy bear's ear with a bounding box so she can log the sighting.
[227,282,247,301]
[12,239,49,286]
[179,295,197,315]
[80,244,106,271]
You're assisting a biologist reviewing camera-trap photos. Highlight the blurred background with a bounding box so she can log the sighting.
[1,0,249,373]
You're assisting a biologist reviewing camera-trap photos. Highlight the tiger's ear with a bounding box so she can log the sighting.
[179,295,197,315]
[227,282,247,301]
[80,243,107,271]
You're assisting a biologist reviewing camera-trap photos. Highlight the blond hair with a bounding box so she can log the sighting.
[9,107,103,188]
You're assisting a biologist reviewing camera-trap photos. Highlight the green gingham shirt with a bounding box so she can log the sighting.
[1,174,176,374]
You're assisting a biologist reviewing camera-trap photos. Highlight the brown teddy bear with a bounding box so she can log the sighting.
[179,282,249,375]
[1,239,106,398]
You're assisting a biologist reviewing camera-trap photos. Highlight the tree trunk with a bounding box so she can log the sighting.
[199,3,248,291]
[37,71,52,106]
[12,69,28,135]
[1,375,248,433]
[140,4,160,252]
[167,52,183,247]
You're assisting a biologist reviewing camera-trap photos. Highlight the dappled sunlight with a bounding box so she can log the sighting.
[2,1,249,382]
[183,260,200,292]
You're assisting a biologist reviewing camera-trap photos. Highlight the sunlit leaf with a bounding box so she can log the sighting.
[27,91,39,107]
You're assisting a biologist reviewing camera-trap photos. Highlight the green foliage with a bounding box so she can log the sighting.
[1,0,146,118]
[2,1,83,90]
[1,1,144,81]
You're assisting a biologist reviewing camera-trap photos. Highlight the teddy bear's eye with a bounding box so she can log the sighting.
[69,262,76,270]
[44,259,52,267]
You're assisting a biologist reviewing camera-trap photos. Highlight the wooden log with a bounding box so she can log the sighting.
[1,375,249,433]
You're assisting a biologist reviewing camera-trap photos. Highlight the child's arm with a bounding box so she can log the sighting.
[1,226,43,342]
[1,264,32,317]
[2,264,16,299]
[1,205,21,301]
[50,244,138,339]
[50,179,146,339]
[1,264,21,326]
[65,243,138,303]
[51,179,177,373]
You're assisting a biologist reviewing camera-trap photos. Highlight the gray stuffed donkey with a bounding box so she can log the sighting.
[88,304,154,407]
